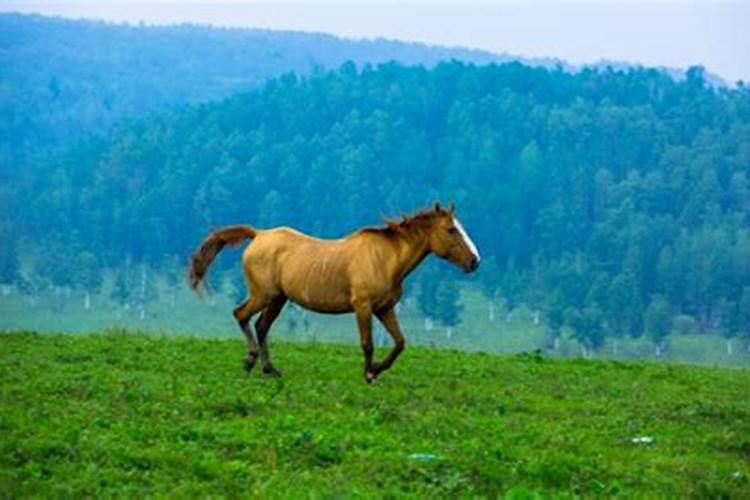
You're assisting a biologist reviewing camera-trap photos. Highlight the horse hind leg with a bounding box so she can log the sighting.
[254,295,287,377]
[233,295,266,372]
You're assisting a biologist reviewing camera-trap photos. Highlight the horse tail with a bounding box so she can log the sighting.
[188,225,257,292]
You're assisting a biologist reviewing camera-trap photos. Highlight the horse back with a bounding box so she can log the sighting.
[242,227,399,313]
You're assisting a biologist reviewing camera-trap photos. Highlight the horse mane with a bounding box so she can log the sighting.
[359,208,440,240]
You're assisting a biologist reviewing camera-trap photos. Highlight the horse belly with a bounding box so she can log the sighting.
[287,288,353,314]
[281,263,353,314]
[291,297,353,314]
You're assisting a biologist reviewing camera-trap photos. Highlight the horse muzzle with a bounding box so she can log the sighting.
[463,256,480,273]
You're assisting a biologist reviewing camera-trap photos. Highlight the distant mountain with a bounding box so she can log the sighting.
[0,13,723,172]
[0,12,560,167]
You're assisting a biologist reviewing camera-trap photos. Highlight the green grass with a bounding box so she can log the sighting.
[1,331,749,497]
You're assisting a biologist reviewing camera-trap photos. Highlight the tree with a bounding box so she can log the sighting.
[644,295,671,357]
[606,272,643,337]
[672,314,699,336]
[135,264,158,321]
[37,240,74,312]
[111,266,132,308]
[434,280,463,340]
[0,236,20,294]
[72,251,103,310]
[417,264,440,332]
[737,287,750,353]
[543,291,566,351]
[715,298,738,355]
[162,254,183,307]
[478,257,502,321]
[566,306,605,357]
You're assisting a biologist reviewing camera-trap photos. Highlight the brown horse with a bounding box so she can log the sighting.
[188,202,480,383]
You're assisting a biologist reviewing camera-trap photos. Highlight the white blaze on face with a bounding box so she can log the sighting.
[452,216,480,262]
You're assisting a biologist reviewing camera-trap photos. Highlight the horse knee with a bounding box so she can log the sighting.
[395,338,406,352]
[233,305,250,328]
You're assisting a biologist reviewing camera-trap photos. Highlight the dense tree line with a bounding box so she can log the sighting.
[4,58,750,352]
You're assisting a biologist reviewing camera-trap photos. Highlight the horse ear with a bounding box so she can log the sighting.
[449,201,456,214]
[434,201,442,213]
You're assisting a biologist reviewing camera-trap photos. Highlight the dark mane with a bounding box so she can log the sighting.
[359,208,439,239]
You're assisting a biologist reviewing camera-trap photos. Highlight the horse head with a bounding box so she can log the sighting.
[427,202,481,273]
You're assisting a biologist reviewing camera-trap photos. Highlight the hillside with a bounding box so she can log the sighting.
[3,60,750,355]
[1,331,748,496]
[0,13,528,166]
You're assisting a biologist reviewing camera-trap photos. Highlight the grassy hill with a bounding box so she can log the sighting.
[1,331,748,497]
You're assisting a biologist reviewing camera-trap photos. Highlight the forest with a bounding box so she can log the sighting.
[0,13,520,168]
[2,15,750,358]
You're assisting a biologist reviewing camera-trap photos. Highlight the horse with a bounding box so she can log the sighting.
[188,202,480,383]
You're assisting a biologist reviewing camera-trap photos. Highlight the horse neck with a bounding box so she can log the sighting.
[392,226,431,282]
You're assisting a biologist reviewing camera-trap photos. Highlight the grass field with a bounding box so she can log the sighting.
[1,331,749,497]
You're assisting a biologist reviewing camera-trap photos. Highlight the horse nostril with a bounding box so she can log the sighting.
[469,256,479,272]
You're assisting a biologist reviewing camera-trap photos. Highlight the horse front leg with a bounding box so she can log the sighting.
[373,307,406,376]
[354,303,376,383]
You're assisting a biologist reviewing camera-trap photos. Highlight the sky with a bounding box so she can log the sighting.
[2,1,748,84]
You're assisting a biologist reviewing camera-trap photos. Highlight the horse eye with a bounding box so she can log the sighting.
[448,227,458,234]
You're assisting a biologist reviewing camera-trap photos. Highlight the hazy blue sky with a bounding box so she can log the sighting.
[3,1,748,83]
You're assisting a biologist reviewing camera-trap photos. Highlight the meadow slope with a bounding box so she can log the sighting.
[1,331,748,497]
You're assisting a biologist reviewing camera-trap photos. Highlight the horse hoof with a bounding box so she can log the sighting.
[243,356,257,372]
[263,366,283,378]
[365,371,377,384]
